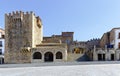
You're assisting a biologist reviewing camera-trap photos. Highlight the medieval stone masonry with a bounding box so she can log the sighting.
[4,11,67,64]
[4,11,120,64]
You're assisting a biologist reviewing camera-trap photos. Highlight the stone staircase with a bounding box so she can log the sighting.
[67,53,90,62]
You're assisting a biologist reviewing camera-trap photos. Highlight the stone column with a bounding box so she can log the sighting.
[115,50,119,61]
[93,45,97,61]
[64,49,67,61]
[54,52,56,62]
[42,52,45,62]
[114,41,118,60]
[105,45,107,61]
[102,54,103,60]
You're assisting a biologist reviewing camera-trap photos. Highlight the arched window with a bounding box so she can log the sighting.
[33,52,42,59]
[56,52,62,59]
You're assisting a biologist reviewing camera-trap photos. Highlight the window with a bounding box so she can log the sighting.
[119,43,120,49]
[0,41,2,47]
[0,49,2,55]
[119,33,120,39]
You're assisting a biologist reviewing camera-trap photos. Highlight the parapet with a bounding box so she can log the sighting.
[5,11,35,17]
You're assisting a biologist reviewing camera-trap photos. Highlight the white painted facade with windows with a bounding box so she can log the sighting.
[0,29,5,55]
[0,28,5,64]
[91,28,120,61]
[0,39,4,55]
[114,29,120,49]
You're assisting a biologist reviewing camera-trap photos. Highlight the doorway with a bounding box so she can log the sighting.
[111,54,114,60]
[98,54,102,61]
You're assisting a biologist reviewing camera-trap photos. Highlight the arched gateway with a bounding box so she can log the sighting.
[44,52,53,62]
[33,52,42,59]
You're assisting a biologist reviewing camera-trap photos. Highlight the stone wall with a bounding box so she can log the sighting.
[19,47,32,63]
[4,11,42,63]
[32,16,43,47]
[43,32,74,44]
[32,44,67,63]
[100,33,109,48]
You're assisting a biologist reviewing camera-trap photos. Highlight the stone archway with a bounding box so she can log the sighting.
[56,52,62,59]
[44,52,53,62]
[33,52,42,59]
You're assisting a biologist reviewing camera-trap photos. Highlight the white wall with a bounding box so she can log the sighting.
[114,29,120,49]
[0,33,1,38]
[93,49,116,61]
[0,39,5,54]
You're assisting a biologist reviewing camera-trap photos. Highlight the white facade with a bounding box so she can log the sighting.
[92,28,120,61]
[0,29,5,64]
[93,48,116,61]
[0,29,5,55]
[0,39,4,55]
[0,33,1,38]
[114,29,120,49]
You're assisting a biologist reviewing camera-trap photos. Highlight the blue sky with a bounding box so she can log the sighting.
[0,0,120,41]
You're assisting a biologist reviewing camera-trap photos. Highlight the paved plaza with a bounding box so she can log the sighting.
[0,61,120,76]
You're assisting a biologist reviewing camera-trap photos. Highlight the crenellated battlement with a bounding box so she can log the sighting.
[4,11,44,64]
[5,11,35,18]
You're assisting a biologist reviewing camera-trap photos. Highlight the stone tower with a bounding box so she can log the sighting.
[4,11,43,63]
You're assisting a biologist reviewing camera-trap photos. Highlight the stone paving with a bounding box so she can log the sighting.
[0,62,120,76]
[0,61,120,68]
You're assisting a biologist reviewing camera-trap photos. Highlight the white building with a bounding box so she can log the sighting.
[114,29,120,49]
[92,28,120,61]
[0,28,5,64]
